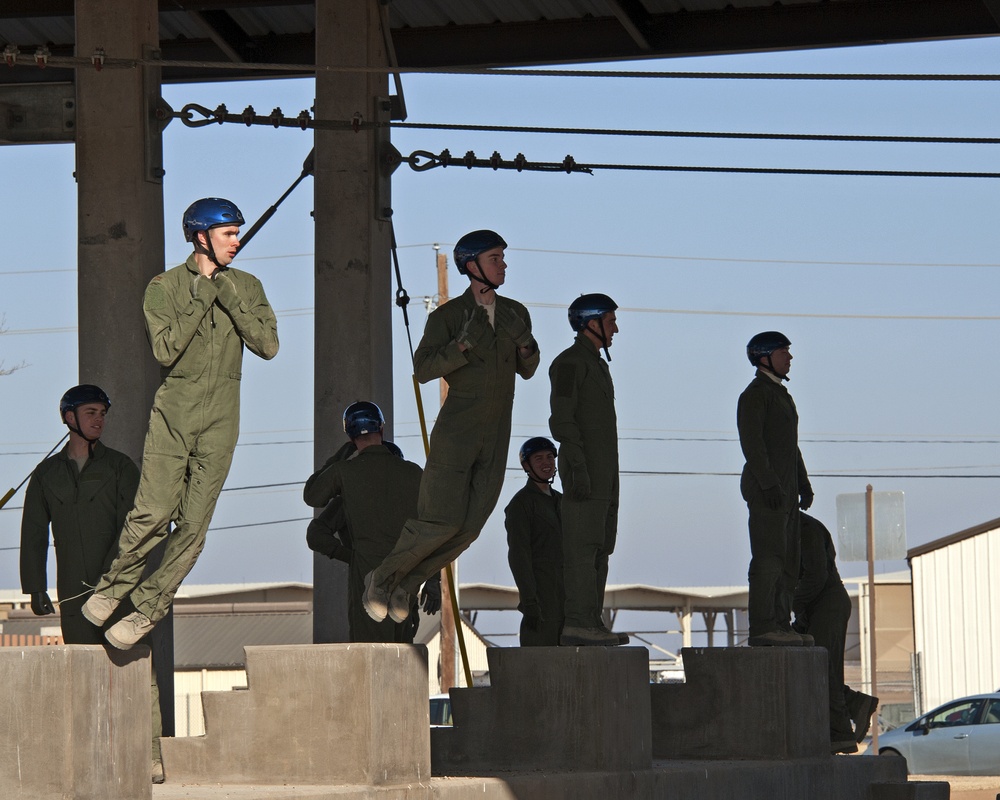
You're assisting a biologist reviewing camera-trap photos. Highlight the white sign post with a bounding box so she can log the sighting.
[836,488,906,753]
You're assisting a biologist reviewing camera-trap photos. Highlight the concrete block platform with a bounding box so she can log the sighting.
[160,644,430,786]
[0,644,151,800]
[652,646,829,759]
[431,645,651,774]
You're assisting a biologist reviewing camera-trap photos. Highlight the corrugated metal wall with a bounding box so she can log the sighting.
[911,526,1000,711]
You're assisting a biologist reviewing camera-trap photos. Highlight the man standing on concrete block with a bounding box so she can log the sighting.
[304,401,440,642]
[549,294,627,647]
[21,385,139,643]
[83,198,279,651]
[20,384,165,783]
[505,436,565,646]
[794,511,878,754]
[737,331,814,648]
[363,230,539,624]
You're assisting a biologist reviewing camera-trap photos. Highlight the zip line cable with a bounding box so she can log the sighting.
[10,52,1000,81]
[173,101,1000,146]
[168,104,1000,180]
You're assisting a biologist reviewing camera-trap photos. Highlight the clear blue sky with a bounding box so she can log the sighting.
[3,35,1000,644]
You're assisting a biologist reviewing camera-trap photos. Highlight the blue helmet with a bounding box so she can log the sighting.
[59,384,110,423]
[519,436,557,465]
[453,230,507,275]
[343,401,384,439]
[182,198,245,242]
[746,331,791,367]
[568,293,618,332]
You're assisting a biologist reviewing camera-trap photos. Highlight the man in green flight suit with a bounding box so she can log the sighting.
[304,401,439,643]
[21,385,139,643]
[363,230,539,624]
[83,198,279,650]
[794,512,878,754]
[20,385,165,783]
[549,293,627,647]
[505,436,564,647]
[737,331,814,647]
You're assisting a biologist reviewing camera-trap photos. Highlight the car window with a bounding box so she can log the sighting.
[983,700,1000,725]
[928,699,984,728]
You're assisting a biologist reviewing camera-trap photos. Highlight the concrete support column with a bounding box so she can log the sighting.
[75,0,163,462]
[313,1,392,642]
[75,0,172,737]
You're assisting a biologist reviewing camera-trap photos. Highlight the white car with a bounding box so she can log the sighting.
[870,692,1000,775]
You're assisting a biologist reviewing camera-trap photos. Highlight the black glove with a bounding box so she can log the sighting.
[762,485,785,510]
[570,465,592,501]
[212,271,242,311]
[420,576,442,614]
[496,304,535,350]
[521,603,543,631]
[455,307,491,352]
[798,485,814,511]
[31,591,54,616]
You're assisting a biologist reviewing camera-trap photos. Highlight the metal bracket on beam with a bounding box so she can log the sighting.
[375,95,400,221]
[143,45,164,183]
[0,82,76,145]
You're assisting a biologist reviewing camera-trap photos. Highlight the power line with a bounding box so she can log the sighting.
[393,119,1000,146]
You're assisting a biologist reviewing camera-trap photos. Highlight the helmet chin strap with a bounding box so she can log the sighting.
[467,257,499,295]
[64,413,100,457]
[200,229,226,271]
[587,319,612,362]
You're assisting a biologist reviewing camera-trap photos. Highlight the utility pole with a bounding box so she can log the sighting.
[435,246,458,691]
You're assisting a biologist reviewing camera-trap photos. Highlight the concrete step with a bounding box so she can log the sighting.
[431,645,652,774]
[160,643,430,785]
[652,646,830,759]
[0,644,151,800]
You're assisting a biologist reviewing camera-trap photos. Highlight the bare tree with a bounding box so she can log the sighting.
[0,314,28,376]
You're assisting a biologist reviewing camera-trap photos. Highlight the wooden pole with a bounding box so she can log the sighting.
[866,484,879,752]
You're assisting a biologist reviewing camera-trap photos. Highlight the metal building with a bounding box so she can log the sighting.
[909,516,1000,712]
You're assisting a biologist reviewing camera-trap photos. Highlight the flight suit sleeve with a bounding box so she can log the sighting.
[306,498,352,563]
[737,388,780,491]
[143,272,218,368]
[548,359,587,472]
[216,272,279,361]
[505,496,538,609]
[413,305,469,384]
[797,448,811,493]
[19,472,51,594]
[303,457,346,508]
[513,307,540,379]
[794,515,830,610]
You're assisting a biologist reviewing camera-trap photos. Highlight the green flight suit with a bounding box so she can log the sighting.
[737,369,811,638]
[304,444,423,643]
[548,334,619,629]
[372,288,539,596]
[20,441,139,643]
[504,479,564,646]
[794,512,855,741]
[95,254,279,623]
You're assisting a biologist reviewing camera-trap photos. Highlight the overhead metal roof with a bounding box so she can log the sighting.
[1,0,998,87]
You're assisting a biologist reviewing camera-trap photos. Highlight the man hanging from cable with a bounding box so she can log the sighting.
[362,230,539,624]
[82,198,279,650]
